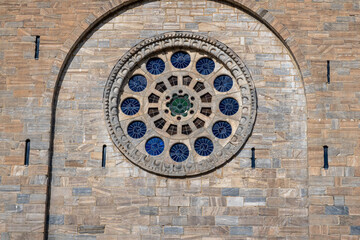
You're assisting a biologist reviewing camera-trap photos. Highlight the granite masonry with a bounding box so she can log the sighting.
[0,0,359,240]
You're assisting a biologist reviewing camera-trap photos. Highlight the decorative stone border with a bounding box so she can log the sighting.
[103,31,257,176]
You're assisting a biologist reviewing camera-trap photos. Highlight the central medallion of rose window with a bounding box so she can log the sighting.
[167,94,193,117]
[104,32,257,176]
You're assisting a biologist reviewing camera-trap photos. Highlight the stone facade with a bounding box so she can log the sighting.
[0,0,359,240]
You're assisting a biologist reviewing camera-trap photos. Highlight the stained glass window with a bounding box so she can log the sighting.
[212,121,232,139]
[127,121,147,139]
[194,137,214,156]
[128,75,147,92]
[105,32,256,176]
[170,143,189,162]
[121,98,140,116]
[214,75,233,92]
[146,57,165,75]
[219,98,239,116]
[171,51,191,69]
[196,58,215,75]
[145,137,165,156]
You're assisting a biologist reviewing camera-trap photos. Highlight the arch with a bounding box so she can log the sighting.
[44,0,310,239]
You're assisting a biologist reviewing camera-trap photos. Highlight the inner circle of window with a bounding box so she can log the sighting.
[143,70,217,140]
[119,48,243,166]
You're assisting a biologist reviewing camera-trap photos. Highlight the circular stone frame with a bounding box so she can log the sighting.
[103,31,257,177]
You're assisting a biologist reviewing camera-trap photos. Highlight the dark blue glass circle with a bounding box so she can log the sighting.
[128,75,147,92]
[194,137,214,156]
[212,121,232,139]
[145,137,165,156]
[121,98,140,116]
[214,75,233,92]
[196,58,215,75]
[219,98,239,116]
[171,51,191,69]
[146,58,165,75]
[170,143,189,162]
[127,121,147,139]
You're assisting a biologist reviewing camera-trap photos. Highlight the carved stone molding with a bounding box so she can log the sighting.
[103,31,257,176]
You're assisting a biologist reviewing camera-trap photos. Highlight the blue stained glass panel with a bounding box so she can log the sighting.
[212,121,232,139]
[128,75,147,92]
[214,75,233,92]
[127,121,147,139]
[146,57,165,75]
[145,137,165,156]
[219,98,239,116]
[196,58,215,75]
[121,98,140,116]
[171,51,191,69]
[194,137,214,156]
[170,143,189,162]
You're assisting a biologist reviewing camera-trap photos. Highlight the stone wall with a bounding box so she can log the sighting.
[0,0,359,239]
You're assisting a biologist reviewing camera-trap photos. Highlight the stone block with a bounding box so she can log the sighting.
[72,188,92,196]
[0,29,17,36]
[324,23,349,31]
[309,176,334,186]
[140,206,158,216]
[139,188,155,196]
[244,197,266,206]
[194,16,212,22]
[255,159,272,168]
[98,40,109,48]
[215,216,238,226]
[49,215,64,225]
[325,206,349,215]
[309,187,326,196]
[30,175,47,185]
[227,197,244,207]
[256,54,274,61]
[273,68,290,76]
[221,188,239,196]
[5,204,23,213]
[185,23,198,30]
[0,185,20,192]
[78,225,105,234]
[17,194,30,204]
[169,196,189,206]
[238,189,264,197]
[188,216,215,226]
[229,226,253,236]
[159,206,178,216]
[172,216,187,226]
[309,215,339,225]
[191,197,209,207]
[179,207,202,216]
[342,178,360,187]
[334,196,345,206]
[164,226,184,235]
[351,226,360,235]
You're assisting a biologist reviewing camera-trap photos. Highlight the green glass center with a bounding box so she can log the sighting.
[166,94,193,117]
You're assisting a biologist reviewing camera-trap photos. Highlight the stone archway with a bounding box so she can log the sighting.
[45,0,309,239]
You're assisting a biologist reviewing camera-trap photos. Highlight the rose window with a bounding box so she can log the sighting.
[104,32,257,176]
